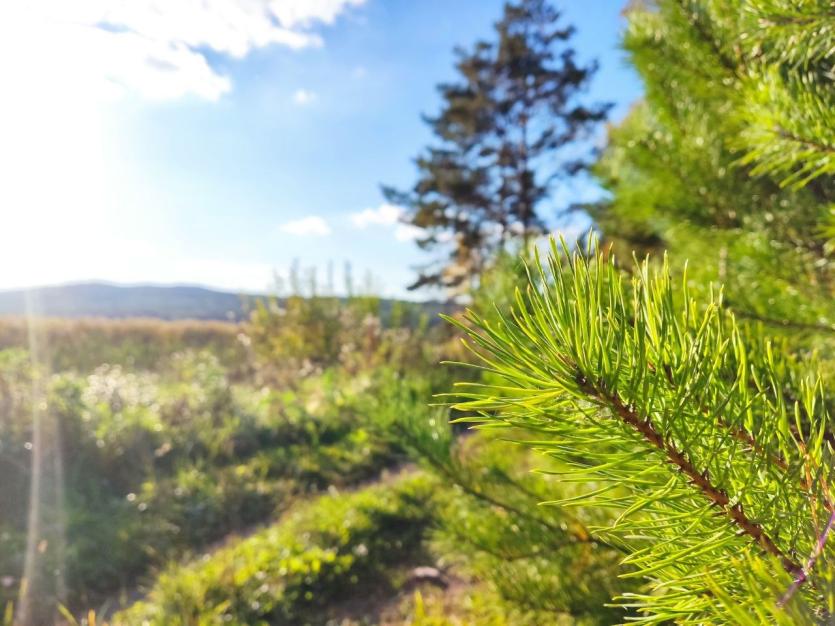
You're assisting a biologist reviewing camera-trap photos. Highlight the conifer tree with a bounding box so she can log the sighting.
[384,0,608,292]
[591,0,834,331]
[438,1,835,622]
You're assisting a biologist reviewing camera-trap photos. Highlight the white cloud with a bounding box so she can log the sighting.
[350,203,425,242]
[394,224,423,242]
[270,0,367,29]
[293,88,318,105]
[6,0,367,102]
[350,203,402,228]
[279,216,332,237]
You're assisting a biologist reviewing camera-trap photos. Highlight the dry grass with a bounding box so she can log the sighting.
[0,316,250,374]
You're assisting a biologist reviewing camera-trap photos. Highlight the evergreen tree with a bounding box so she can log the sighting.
[384,0,608,292]
[590,0,835,331]
[438,0,835,622]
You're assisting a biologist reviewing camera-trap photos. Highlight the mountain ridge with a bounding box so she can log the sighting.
[0,282,447,321]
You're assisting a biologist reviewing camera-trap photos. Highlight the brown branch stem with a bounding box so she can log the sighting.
[394,422,626,555]
[778,506,835,607]
[649,360,792,475]
[582,379,803,576]
[776,128,835,155]
[733,308,835,335]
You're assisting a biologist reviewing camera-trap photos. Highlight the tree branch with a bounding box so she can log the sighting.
[779,506,835,606]
[580,378,803,575]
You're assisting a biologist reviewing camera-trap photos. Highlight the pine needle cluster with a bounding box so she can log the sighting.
[445,238,835,622]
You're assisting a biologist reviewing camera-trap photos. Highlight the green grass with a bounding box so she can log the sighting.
[0,349,403,610]
[112,473,436,626]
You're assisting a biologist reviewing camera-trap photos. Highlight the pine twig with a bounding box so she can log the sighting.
[778,506,835,607]
[581,378,804,576]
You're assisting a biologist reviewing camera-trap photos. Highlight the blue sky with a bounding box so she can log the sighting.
[0,1,641,299]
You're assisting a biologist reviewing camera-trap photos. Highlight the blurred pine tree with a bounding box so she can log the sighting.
[384,0,609,293]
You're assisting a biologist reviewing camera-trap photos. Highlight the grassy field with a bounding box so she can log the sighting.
[0,304,472,623]
[0,316,250,375]
[0,293,622,625]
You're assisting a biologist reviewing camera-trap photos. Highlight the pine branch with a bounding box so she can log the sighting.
[649,358,794,474]
[443,238,833,621]
[581,378,803,575]
[442,523,566,563]
[673,0,740,75]
[391,420,624,554]
[777,127,835,156]
[779,506,835,606]
[732,308,835,335]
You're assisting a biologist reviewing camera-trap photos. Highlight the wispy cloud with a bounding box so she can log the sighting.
[394,223,423,242]
[10,0,367,102]
[350,203,402,228]
[350,203,424,242]
[279,216,332,237]
[293,88,318,105]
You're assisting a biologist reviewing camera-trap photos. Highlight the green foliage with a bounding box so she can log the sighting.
[592,0,835,334]
[427,438,628,624]
[373,365,630,624]
[467,250,532,321]
[405,586,574,626]
[445,239,835,623]
[247,293,374,379]
[246,264,447,385]
[737,0,835,188]
[0,349,401,613]
[112,473,436,626]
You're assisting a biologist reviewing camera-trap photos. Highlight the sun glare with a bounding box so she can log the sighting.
[0,4,113,289]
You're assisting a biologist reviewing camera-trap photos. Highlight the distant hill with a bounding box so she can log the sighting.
[0,282,451,322]
[0,283,253,320]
